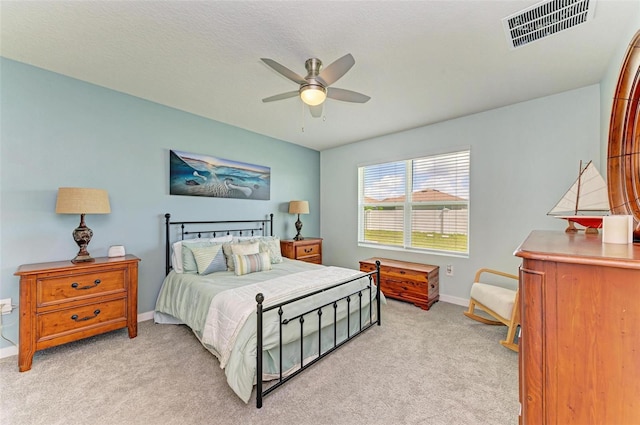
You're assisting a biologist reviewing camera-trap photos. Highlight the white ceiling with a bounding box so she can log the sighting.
[1,1,638,151]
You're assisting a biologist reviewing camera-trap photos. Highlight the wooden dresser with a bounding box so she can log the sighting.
[359,257,439,310]
[15,255,140,372]
[515,231,640,424]
[280,238,322,264]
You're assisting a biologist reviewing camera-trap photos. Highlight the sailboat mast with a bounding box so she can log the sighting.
[574,160,584,214]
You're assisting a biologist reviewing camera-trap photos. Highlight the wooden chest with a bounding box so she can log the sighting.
[359,257,439,310]
[15,255,140,371]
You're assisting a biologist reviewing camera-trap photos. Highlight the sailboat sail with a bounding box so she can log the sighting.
[548,161,610,217]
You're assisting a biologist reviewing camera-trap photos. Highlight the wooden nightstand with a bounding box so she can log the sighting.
[280,238,323,264]
[14,255,140,371]
[359,257,439,310]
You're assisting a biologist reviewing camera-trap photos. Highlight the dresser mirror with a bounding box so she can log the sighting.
[607,30,640,236]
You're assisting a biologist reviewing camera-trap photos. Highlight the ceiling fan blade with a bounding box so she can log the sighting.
[317,53,355,86]
[262,91,299,103]
[327,87,371,103]
[261,58,306,84]
[309,104,323,118]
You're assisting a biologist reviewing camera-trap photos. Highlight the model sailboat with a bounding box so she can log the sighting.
[548,160,611,233]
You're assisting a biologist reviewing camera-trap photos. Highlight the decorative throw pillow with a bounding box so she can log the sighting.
[258,236,283,264]
[223,241,260,271]
[190,244,227,275]
[233,252,272,276]
[171,238,207,273]
[172,235,232,273]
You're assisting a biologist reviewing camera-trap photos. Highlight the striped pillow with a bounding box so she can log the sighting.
[233,252,272,276]
[191,244,227,275]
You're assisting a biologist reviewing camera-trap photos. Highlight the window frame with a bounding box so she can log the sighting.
[357,147,470,258]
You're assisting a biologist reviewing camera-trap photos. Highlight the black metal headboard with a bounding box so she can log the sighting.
[164,213,274,275]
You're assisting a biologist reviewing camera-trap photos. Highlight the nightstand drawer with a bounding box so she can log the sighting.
[37,269,126,306]
[295,243,320,258]
[38,298,127,339]
[298,256,321,265]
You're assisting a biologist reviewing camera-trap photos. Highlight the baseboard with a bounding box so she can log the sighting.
[138,310,155,322]
[0,345,18,359]
[0,310,156,360]
[438,294,468,307]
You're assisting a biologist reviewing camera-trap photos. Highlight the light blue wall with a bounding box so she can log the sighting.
[0,58,320,350]
[320,85,601,304]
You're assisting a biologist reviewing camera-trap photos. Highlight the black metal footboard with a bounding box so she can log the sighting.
[255,261,381,408]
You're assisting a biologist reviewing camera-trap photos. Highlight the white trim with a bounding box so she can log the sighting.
[137,310,155,322]
[0,310,156,359]
[438,294,468,307]
[0,345,18,359]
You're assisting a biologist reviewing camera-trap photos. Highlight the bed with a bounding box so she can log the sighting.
[154,213,382,407]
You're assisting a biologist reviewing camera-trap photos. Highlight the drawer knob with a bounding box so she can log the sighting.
[71,279,101,290]
[71,309,101,322]
[304,248,313,253]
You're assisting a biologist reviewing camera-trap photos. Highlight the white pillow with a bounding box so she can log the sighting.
[171,234,233,273]
[223,241,261,271]
[233,235,261,242]
[231,241,260,256]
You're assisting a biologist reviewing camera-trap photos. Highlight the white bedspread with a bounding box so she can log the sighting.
[198,266,379,403]
[201,266,364,369]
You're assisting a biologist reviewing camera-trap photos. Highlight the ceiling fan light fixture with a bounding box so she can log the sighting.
[300,85,327,106]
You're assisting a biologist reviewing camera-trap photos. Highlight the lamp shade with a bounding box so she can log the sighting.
[55,188,111,214]
[289,200,309,215]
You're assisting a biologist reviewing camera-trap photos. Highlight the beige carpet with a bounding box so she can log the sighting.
[0,300,518,425]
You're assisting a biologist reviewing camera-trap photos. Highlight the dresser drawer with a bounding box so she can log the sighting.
[38,298,127,340]
[37,269,126,306]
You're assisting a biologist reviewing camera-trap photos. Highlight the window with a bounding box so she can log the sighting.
[358,149,470,256]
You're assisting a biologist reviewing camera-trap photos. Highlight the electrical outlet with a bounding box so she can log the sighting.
[1,298,12,315]
[445,265,454,276]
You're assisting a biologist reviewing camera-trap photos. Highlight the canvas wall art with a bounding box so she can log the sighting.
[170,150,270,200]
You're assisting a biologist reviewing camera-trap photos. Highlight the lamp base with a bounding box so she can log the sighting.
[72,214,94,263]
[293,215,304,241]
[72,254,95,264]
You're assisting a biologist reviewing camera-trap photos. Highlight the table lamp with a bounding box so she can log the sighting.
[55,187,111,263]
[288,200,309,241]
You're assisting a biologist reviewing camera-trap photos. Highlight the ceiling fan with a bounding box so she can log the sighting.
[261,53,371,118]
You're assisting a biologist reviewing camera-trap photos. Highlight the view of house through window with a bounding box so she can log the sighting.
[358,149,470,255]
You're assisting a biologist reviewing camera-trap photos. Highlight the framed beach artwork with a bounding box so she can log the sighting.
[169,149,270,200]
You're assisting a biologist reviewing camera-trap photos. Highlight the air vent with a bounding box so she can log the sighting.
[502,0,596,49]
